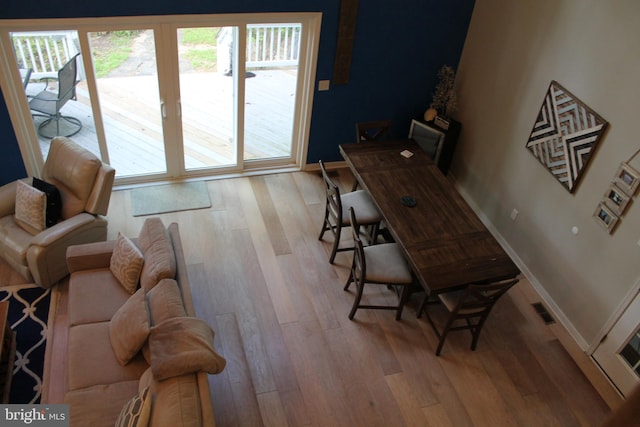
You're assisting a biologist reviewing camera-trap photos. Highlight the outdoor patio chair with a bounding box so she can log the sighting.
[29,53,83,138]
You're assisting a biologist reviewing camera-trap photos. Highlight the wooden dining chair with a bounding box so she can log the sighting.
[344,207,413,320]
[421,278,519,355]
[318,160,382,264]
[355,119,392,142]
[352,120,392,190]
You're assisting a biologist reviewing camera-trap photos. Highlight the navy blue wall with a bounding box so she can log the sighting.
[0,0,474,184]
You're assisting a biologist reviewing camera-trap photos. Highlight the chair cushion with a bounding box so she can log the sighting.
[110,233,145,294]
[115,386,151,427]
[341,190,381,225]
[32,177,62,227]
[439,290,486,315]
[110,288,151,366]
[14,180,46,235]
[363,243,412,284]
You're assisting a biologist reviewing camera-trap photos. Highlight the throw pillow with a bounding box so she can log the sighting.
[14,179,46,235]
[110,233,145,294]
[115,387,151,427]
[109,288,150,366]
[149,316,226,381]
[32,177,62,227]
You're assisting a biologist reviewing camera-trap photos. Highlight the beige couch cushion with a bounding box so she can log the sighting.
[149,317,226,381]
[68,322,148,391]
[147,278,186,325]
[65,381,139,427]
[110,233,145,294]
[138,218,176,292]
[68,269,131,326]
[110,289,150,366]
[138,368,203,427]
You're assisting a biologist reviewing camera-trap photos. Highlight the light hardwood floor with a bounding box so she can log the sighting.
[99,168,616,426]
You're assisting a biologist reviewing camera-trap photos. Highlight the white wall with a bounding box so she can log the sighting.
[453,0,640,347]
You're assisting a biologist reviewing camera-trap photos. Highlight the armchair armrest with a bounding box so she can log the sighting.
[0,181,18,217]
[66,240,117,273]
[26,214,109,288]
[30,213,98,247]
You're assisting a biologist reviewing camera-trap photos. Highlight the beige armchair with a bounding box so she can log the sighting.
[0,137,115,288]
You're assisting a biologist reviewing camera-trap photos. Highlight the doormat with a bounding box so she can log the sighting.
[0,284,50,404]
[131,181,211,216]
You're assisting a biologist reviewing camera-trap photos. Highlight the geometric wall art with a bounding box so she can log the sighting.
[526,81,608,193]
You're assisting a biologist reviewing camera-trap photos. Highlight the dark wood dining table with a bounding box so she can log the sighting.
[339,139,520,298]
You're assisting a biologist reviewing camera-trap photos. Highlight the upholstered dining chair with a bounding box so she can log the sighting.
[318,160,382,264]
[352,119,392,190]
[344,207,413,320]
[0,137,115,288]
[421,278,519,355]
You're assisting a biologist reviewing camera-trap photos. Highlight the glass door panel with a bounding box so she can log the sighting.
[177,26,237,171]
[244,24,300,162]
[11,30,99,160]
[88,30,167,177]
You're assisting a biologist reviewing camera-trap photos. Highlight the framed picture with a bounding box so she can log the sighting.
[614,162,640,196]
[525,81,608,193]
[593,202,619,233]
[603,183,631,216]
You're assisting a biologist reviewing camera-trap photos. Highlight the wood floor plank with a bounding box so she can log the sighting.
[100,170,613,427]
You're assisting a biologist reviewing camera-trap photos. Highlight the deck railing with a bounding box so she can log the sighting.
[246,24,301,68]
[11,31,82,80]
[11,24,300,82]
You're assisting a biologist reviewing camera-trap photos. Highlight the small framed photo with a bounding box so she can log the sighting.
[593,202,619,233]
[603,183,631,216]
[614,162,640,196]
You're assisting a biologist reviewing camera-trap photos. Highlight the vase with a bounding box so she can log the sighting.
[423,108,437,122]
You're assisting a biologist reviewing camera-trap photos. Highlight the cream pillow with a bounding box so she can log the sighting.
[14,179,47,235]
[109,288,150,366]
[110,233,145,294]
[115,386,151,427]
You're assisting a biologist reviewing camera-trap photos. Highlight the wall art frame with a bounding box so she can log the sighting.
[603,183,630,216]
[593,202,619,233]
[526,80,608,193]
[613,162,640,196]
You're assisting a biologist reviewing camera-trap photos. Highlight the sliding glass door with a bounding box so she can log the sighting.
[0,14,320,184]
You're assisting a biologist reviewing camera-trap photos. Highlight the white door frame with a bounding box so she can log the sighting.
[0,13,321,184]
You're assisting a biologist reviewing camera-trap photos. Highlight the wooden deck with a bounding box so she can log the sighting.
[33,69,297,177]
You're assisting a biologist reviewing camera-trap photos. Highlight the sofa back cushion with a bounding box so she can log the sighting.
[139,368,202,427]
[147,278,186,325]
[137,218,176,291]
